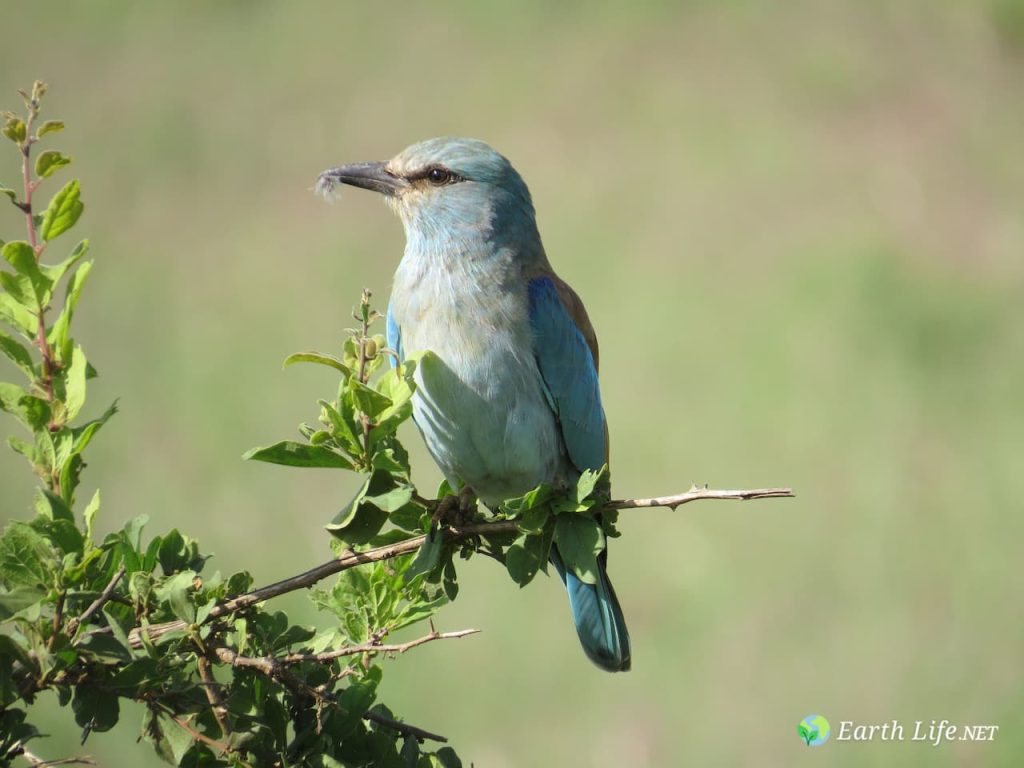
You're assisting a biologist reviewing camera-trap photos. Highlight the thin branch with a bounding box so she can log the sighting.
[46,591,64,651]
[115,485,792,647]
[606,485,794,511]
[124,536,432,647]
[196,652,232,742]
[17,749,95,767]
[356,288,373,459]
[164,713,240,762]
[363,710,447,743]
[67,565,126,635]
[279,627,479,664]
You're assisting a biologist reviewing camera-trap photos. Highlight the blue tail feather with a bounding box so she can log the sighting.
[550,545,631,672]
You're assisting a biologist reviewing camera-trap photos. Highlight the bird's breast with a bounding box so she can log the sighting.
[389,263,566,504]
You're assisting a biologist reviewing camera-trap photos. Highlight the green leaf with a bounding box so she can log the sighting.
[505,527,552,587]
[326,470,392,545]
[40,179,83,241]
[61,344,88,420]
[77,633,131,664]
[0,382,51,432]
[32,517,83,558]
[2,116,26,143]
[503,483,554,520]
[110,657,160,691]
[71,683,120,733]
[37,120,64,138]
[349,379,392,418]
[34,150,71,179]
[434,747,463,768]
[0,271,33,308]
[505,539,538,586]
[0,183,17,203]
[337,667,381,733]
[0,291,38,339]
[319,398,361,455]
[553,515,605,585]
[404,525,444,582]
[83,489,101,543]
[389,503,426,533]
[17,395,50,431]
[574,466,607,503]
[39,238,88,284]
[6,434,41,470]
[401,736,420,765]
[0,331,33,379]
[0,522,58,590]
[378,362,416,402]
[47,259,92,358]
[284,351,353,377]
[370,447,409,473]
[155,570,197,624]
[70,399,118,456]
[243,440,353,469]
[2,240,51,303]
[518,503,550,535]
[364,484,414,513]
[35,487,74,522]
[0,381,24,411]
[0,586,45,621]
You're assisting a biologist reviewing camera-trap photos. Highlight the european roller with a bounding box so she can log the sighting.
[318,138,630,672]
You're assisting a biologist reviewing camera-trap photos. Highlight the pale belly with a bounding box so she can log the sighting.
[401,319,566,506]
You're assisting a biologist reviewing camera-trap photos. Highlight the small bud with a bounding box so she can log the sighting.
[363,338,378,359]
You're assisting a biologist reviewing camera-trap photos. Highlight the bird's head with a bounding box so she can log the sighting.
[317,137,540,257]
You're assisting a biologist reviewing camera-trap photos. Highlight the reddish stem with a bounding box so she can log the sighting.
[19,99,61,492]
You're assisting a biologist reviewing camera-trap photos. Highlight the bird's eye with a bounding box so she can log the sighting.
[427,167,451,185]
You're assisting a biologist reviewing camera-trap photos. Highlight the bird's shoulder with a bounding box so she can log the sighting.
[527,268,600,372]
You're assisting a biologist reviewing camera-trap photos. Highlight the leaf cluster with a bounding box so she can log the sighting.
[0,84,463,768]
[499,467,618,588]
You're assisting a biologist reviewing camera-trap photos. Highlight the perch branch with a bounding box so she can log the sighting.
[605,485,794,510]
[363,710,447,744]
[111,485,791,647]
[278,627,479,664]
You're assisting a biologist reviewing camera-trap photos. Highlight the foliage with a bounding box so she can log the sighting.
[0,83,469,768]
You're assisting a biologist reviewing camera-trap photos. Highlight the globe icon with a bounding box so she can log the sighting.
[798,714,831,746]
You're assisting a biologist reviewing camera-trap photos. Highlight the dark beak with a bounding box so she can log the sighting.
[316,161,408,197]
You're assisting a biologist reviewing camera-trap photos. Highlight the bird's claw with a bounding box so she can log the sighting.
[431,487,479,528]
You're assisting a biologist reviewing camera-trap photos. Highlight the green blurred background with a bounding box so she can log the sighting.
[2,1,1023,765]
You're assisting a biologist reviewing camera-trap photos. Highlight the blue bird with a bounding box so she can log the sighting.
[318,138,630,672]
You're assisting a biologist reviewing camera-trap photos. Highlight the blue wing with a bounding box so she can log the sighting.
[386,304,402,369]
[527,276,607,472]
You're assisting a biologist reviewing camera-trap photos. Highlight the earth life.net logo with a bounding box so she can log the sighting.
[798,715,831,746]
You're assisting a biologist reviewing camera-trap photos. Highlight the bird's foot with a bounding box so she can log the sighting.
[456,486,478,524]
[431,494,457,527]
[431,487,479,528]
